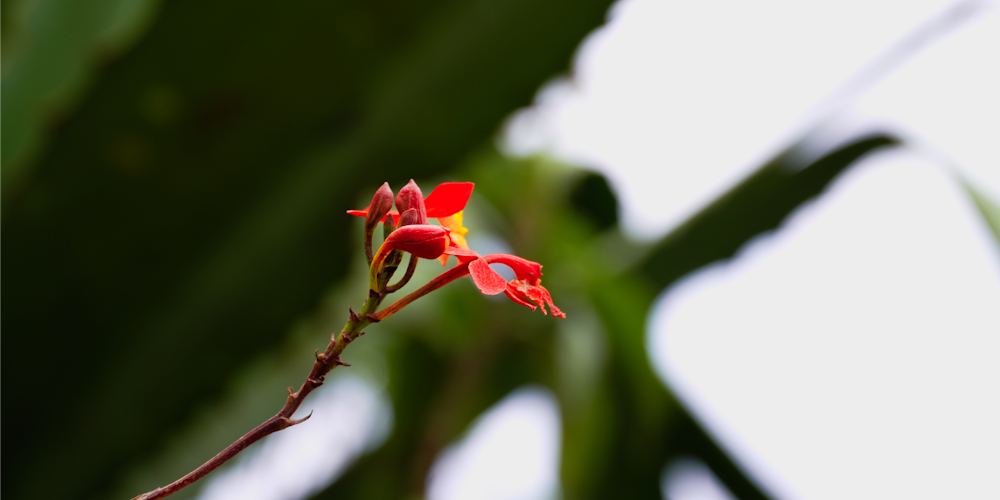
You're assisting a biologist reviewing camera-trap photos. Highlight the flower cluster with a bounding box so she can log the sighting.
[128,178,565,500]
[351,180,565,319]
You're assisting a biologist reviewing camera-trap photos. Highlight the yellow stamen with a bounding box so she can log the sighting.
[437,211,469,265]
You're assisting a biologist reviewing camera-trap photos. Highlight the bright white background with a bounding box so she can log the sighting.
[506,0,1000,498]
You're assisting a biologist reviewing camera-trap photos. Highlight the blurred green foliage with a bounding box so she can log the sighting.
[7,1,976,500]
[2,0,615,497]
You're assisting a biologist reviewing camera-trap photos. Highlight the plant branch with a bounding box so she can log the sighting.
[131,293,383,500]
[372,261,470,322]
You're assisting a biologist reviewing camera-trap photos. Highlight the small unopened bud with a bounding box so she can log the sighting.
[395,180,427,225]
[363,182,394,266]
[397,208,421,228]
[366,182,394,228]
[383,211,397,238]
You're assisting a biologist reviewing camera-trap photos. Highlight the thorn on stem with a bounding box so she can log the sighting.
[334,356,351,367]
[315,349,326,362]
[283,411,313,427]
[348,306,362,323]
[287,387,295,396]
[308,376,324,387]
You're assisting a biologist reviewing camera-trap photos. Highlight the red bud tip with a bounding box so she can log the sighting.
[366,182,394,227]
[395,180,427,225]
[397,208,421,228]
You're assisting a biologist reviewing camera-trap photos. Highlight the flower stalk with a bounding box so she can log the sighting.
[131,179,562,500]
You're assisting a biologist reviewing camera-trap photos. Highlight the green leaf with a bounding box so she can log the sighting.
[1,0,161,192]
[962,179,1000,251]
[641,134,901,289]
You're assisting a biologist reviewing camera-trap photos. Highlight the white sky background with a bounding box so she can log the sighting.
[649,152,1000,499]
[504,0,1000,499]
[502,0,1000,240]
[425,387,562,500]
[661,458,735,500]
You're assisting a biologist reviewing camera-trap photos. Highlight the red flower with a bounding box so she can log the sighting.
[348,181,474,224]
[447,248,565,318]
[352,179,564,321]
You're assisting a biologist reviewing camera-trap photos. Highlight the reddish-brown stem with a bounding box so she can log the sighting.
[372,261,471,322]
[132,306,374,500]
[131,259,467,499]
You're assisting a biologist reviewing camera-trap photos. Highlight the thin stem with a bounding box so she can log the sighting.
[372,261,470,322]
[364,224,375,266]
[132,293,383,500]
[385,253,418,293]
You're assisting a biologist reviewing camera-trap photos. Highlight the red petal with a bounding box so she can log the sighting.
[444,246,479,264]
[348,209,399,222]
[469,258,507,295]
[503,283,537,312]
[526,284,565,318]
[424,182,474,218]
[482,254,542,283]
[444,247,479,257]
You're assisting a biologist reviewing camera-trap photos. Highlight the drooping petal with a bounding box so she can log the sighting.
[468,258,507,295]
[424,182,474,218]
[444,246,478,257]
[523,282,566,318]
[444,245,480,265]
[503,283,537,312]
[481,254,543,284]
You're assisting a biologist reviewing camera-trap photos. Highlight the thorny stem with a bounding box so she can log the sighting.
[132,291,385,500]
[132,257,470,499]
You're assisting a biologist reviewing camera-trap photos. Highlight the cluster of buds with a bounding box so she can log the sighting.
[350,179,565,321]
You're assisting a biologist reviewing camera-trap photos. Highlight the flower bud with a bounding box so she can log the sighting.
[382,210,397,238]
[381,224,449,259]
[397,207,421,228]
[395,179,427,225]
[366,182,394,228]
[363,182,394,265]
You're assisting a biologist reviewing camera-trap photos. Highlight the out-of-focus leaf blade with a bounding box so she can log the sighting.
[962,180,1000,250]
[626,133,900,499]
[1,0,161,192]
[641,134,901,288]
